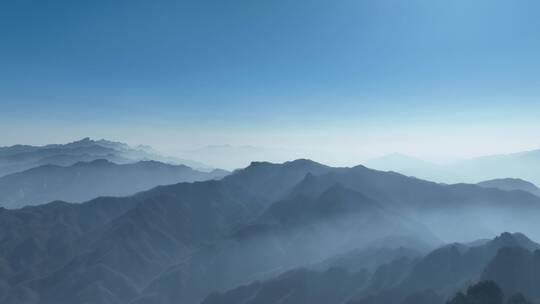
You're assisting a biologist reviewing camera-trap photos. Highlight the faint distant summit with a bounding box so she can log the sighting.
[365,149,540,186]
[478,178,540,197]
[0,138,213,177]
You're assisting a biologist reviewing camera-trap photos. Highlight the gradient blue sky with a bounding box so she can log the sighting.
[1,0,539,167]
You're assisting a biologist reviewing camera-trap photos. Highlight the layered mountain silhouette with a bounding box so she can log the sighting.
[204,233,540,304]
[138,184,437,304]
[289,165,540,241]
[348,232,540,304]
[0,138,210,177]
[477,178,540,197]
[0,159,228,209]
[366,149,540,186]
[1,159,540,304]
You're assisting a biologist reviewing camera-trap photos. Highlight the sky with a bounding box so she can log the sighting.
[1,0,540,168]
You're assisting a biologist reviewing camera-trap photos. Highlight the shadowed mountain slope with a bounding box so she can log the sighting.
[1,160,540,304]
[202,267,369,304]
[477,178,540,197]
[0,159,228,209]
[481,247,540,300]
[202,233,540,304]
[349,232,540,304]
[0,159,331,304]
[289,166,540,241]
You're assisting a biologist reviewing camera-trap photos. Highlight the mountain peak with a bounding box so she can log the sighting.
[247,161,273,167]
[68,137,95,145]
[284,159,327,169]
[490,232,540,252]
[477,178,540,197]
[242,159,327,172]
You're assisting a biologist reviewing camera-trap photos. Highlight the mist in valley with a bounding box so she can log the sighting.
[1,148,540,304]
[2,0,540,303]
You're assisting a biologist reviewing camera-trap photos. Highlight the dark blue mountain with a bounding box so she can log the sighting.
[1,160,540,304]
[203,233,540,304]
[477,178,540,197]
[0,159,228,208]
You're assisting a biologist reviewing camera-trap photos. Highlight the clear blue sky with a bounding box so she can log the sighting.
[1,0,539,167]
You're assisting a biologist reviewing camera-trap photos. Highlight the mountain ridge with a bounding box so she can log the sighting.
[0,138,212,177]
[0,159,228,209]
[2,159,540,304]
[477,178,540,197]
[365,149,540,186]
[201,232,540,304]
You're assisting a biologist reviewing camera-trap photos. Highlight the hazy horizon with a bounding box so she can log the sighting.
[2,136,540,171]
[2,2,540,302]
[2,0,539,169]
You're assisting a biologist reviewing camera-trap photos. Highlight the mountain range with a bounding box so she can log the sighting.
[365,150,540,187]
[203,232,540,304]
[477,178,540,197]
[0,138,211,178]
[0,138,227,209]
[0,159,228,209]
[1,159,540,304]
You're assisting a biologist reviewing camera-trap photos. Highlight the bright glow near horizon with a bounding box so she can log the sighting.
[1,0,539,169]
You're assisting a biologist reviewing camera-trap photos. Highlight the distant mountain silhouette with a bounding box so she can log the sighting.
[349,232,540,304]
[203,233,540,304]
[477,178,540,197]
[0,138,211,177]
[0,180,258,304]
[0,159,332,304]
[237,183,438,256]
[289,165,540,241]
[2,160,540,304]
[222,159,333,208]
[0,159,228,208]
[133,162,540,304]
[132,164,369,304]
[365,149,540,186]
